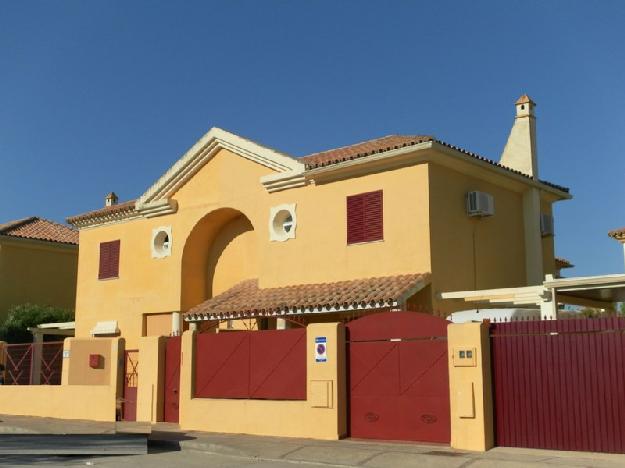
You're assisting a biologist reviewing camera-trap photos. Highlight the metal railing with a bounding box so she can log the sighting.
[2,341,64,385]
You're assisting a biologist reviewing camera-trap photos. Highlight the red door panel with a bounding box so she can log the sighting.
[164,336,181,423]
[347,312,450,444]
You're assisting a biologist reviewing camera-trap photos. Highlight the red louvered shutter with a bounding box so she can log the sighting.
[98,240,121,279]
[347,194,365,244]
[364,190,383,242]
[347,190,383,244]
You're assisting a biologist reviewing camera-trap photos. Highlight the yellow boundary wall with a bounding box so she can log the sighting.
[0,337,123,422]
[179,323,347,439]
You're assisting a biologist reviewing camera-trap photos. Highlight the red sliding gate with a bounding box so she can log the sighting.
[492,318,625,453]
[195,329,306,400]
[347,312,450,443]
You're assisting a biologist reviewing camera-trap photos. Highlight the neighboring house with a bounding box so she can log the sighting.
[67,95,570,347]
[0,217,78,321]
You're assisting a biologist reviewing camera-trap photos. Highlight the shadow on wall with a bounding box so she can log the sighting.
[180,208,257,312]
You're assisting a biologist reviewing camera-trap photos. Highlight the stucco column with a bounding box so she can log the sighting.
[447,322,494,452]
[523,188,544,285]
[137,336,166,423]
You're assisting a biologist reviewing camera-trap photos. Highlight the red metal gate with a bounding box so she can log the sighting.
[123,349,139,421]
[4,342,64,385]
[491,318,625,453]
[347,312,450,443]
[194,329,306,400]
[163,336,181,423]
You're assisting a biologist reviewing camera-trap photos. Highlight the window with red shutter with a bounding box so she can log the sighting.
[346,190,383,244]
[98,240,120,280]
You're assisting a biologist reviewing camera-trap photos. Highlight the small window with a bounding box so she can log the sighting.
[98,240,120,280]
[152,226,172,258]
[347,190,383,244]
[269,204,297,242]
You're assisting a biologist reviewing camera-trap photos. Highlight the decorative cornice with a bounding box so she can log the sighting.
[135,199,178,218]
[138,127,304,205]
[260,170,307,193]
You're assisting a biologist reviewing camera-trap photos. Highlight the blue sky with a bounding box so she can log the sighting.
[1,1,624,276]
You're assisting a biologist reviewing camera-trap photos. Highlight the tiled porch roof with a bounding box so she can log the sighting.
[184,273,430,321]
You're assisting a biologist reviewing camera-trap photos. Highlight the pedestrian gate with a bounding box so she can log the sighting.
[123,349,139,421]
[164,336,181,423]
[492,318,625,453]
[347,312,450,443]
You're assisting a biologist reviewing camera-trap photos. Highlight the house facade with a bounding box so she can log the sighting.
[67,95,569,348]
[0,217,78,322]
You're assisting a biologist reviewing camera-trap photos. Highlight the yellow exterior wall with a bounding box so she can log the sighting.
[75,149,431,347]
[178,323,346,439]
[0,337,122,422]
[428,163,528,314]
[447,322,494,452]
[66,338,113,385]
[74,144,561,346]
[0,238,77,320]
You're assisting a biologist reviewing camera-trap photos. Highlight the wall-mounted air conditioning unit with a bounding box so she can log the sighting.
[540,213,554,237]
[466,191,494,217]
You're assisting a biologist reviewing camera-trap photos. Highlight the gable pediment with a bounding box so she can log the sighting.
[135,128,304,217]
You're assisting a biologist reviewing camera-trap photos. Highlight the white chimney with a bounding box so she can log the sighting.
[105,192,118,207]
[500,95,538,179]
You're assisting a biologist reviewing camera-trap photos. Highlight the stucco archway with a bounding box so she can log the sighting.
[180,208,258,312]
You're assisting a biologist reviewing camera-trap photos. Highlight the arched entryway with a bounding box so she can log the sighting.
[180,207,258,318]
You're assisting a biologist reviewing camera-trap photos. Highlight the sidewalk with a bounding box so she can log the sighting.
[3,415,625,467]
[149,422,625,468]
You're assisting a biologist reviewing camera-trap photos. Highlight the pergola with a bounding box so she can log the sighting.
[441,274,625,320]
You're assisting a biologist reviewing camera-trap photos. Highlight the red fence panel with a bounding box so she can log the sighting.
[195,329,306,400]
[3,342,64,385]
[491,317,625,453]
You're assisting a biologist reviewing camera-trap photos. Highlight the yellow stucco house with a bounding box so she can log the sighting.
[0,217,78,321]
[66,95,570,348]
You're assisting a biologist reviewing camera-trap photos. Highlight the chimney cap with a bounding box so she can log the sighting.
[105,192,119,207]
[515,94,535,106]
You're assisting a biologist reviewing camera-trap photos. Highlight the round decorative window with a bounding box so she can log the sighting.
[152,227,172,258]
[269,204,296,242]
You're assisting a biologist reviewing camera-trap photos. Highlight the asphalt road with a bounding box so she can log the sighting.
[0,451,349,468]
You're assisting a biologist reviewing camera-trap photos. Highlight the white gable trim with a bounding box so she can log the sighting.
[136,128,304,215]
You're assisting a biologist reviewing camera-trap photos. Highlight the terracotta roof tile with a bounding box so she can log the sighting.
[609,227,625,240]
[66,200,136,226]
[301,134,569,193]
[184,273,430,321]
[515,94,535,105]
[0,217,78,245]
[301,135,433,169]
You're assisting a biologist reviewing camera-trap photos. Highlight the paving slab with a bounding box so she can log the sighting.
[283,444,382,465]
[363,451,471,468]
